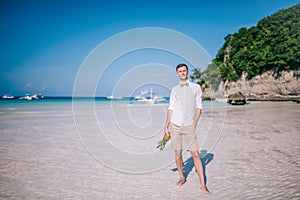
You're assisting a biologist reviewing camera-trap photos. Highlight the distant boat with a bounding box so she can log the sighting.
[106,95,123,100]
[134,90,149,100]
[136,89,166,104]
[2,94,14,99]
[19,95,32,100]
[31,94,44,99]
[19,94,44,100]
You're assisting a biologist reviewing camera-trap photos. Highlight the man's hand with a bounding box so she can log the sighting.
[193,108,202,131]
[164,127,169,135]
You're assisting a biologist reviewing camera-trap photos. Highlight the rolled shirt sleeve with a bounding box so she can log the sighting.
[196,84,203,109]
[168,89,177,110]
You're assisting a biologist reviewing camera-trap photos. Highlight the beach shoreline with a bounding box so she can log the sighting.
[0,101,299,199]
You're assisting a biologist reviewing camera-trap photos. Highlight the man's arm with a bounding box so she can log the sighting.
[164,109,173,134]
[193,108,202,129]
[194,83,202,129]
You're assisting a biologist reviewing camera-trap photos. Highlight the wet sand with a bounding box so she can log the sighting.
[0,101,299,199]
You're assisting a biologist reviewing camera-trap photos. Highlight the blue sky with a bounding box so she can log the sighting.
[1,0,299,96]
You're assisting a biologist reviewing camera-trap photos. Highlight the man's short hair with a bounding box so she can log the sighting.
[176,63,188,72]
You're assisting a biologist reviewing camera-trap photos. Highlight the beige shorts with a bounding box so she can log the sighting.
[170,123,198,151]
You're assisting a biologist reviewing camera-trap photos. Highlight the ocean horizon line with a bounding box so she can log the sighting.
[0,96,171,103]
[1,96,169,99]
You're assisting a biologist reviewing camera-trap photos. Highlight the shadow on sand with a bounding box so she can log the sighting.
[171,150,214,184]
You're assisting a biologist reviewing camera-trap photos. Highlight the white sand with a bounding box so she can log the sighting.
[0,101,299,199]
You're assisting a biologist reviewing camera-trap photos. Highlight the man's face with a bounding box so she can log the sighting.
[176,66,188,81]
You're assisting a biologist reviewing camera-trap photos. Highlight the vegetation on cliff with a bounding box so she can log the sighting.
[191,3,300,89]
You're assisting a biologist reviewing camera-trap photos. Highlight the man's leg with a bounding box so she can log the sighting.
[190,150,211,194]
[175,149,185,186]
[170,123,185,186]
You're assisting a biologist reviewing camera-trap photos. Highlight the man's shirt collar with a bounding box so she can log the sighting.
[180,80,189,87]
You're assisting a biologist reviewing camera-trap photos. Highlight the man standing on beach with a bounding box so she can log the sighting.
[164,63,211,195]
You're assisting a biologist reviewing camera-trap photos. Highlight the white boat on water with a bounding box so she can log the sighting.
[106,95,123,100]
[31,94,44,99]
[134,90,149,100]
[137,89,166,104]
[19,94,44,100]
[2,94,14,99]
[19,95,32,100]
[138,96,166,104]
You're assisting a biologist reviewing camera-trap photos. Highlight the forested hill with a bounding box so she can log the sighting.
[213,3,300,82]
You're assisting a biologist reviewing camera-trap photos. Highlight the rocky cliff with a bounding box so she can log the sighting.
[204,70,300,101]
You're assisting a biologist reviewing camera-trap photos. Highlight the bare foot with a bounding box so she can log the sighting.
[176,178,186,186]
[201,186,211,195]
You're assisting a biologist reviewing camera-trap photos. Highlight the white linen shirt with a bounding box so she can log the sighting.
[168,80,203,127]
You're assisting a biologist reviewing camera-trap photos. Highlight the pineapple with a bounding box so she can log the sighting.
[156,132,171,151]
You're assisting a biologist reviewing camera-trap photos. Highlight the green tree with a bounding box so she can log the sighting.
[213,3,300,81]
